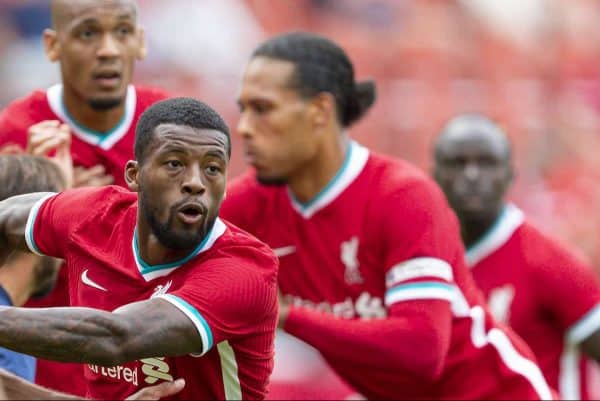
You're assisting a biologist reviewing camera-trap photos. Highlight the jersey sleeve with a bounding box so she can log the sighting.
[155,255,278,356]
[532,237,600,345]
[377,178,464,309]
[25,188,102,259]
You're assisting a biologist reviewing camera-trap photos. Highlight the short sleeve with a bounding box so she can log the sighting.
[156,255,278,356]
[25,188,104,259]
[378,178,464,308]
[533,240,600,345]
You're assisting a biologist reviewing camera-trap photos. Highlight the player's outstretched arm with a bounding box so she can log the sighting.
[0,192,54,264]
[0,367,185,400]
[0,298,205,367]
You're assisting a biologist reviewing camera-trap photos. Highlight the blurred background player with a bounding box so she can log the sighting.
[0,97,278,400]
[0,0,169,394]
[0,154,67,382]
[221,31,554,400]
[433,113,600,400]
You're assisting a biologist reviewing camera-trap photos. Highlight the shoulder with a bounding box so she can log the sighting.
[215,221,278,282]
[133,85,171,108]
[49,185,136,222]
[221,170,279,222]
[0,89,51,134]
[519,221,592,274]
[366,152,450,218]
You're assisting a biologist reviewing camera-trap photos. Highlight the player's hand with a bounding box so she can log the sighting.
[73,165,114,188]
[0,143,24,155]
[26,120,74,188]
[125,379,186,400]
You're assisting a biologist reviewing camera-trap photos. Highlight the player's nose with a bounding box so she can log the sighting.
[97,33,121,59]
[181,165,206,195]
[237,112,254,140]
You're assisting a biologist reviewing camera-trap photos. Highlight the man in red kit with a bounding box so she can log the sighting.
[0,97,278,400]
[433,113,600,400]
[221,31,554,400]
[0,0,169,394]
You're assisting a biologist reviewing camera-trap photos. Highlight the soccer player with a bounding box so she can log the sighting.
[433,113,600,400]
[0,98,278,400]
[221,31,554,400]
[0,0,169,393]
[0,155,67,381]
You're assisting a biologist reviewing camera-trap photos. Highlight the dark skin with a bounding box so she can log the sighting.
[0,124,229,367]
[433,123,513,248]
[432,117,600,361]
[45,0,145,133]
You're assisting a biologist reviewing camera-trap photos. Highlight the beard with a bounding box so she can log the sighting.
[140,192,214,251]
[256,175,287,186]
[30,257,60,299]
[88,96,124,111]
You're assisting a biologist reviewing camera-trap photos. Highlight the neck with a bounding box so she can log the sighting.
[62,85,127,133]
[459,206,504,249]
[0,253,39,307]
[135,216,197,267]
[287,131,350,204]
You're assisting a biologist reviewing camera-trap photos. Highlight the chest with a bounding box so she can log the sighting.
[471,252,537,329]
[67,245,180,311]
[70,134,134,188]
[258,202,386,318]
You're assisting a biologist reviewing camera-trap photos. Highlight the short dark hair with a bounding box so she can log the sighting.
[135,97,231,161]
[0,155,66,201]
[252,31,376,127]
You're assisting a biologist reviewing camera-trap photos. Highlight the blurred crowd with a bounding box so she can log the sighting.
[1,0,600,262]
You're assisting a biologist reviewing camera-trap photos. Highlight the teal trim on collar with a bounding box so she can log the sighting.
[133,225,214,274]
[291,141,354,211]
[62,97,127,141]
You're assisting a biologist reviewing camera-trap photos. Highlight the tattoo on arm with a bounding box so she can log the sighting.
[0,299,202,366]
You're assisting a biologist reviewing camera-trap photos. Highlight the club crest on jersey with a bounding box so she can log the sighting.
[341,236,363,284]
[151,280,172,298]
[488,284,515,324]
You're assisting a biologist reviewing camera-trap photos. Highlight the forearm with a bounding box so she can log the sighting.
[0,299,203,367]
[0,306,130,366]
[284,299,452,380]
[0,368,83,400]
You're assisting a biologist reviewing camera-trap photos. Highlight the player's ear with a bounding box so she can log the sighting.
[309,92,335,130]
[125,160,140,192]
[43,29,60,62]
[135,26,147,60]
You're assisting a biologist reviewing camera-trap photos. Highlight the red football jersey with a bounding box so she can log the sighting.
[466,204,600,400]
[25,186,278,400]
[221,141,554,400]
[0,84,169,187]
[0,84,169,395]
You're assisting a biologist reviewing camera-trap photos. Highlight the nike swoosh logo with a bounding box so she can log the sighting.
[81,269,108,292]
[273,246,296,258]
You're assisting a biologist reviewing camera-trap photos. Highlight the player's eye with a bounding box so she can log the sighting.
[116,25,133,37]
[78,29,96,40]
[165,160,183,169]
[205,165,222,176]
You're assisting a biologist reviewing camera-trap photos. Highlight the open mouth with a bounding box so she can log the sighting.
[93,71,122,88]
[177,203,205,225]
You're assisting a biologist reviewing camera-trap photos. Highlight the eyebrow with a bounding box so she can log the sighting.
[205,149,227,160]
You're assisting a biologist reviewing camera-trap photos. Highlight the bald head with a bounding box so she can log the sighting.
[434,114,511,162]
[433,114,514,227]
[51,0,138,30]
